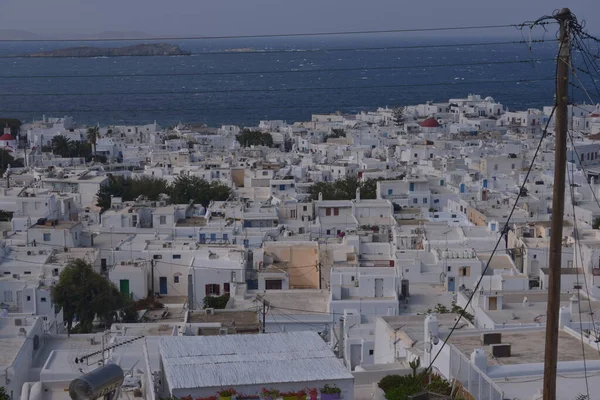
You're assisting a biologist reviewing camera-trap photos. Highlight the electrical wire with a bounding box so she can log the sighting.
[0,23,557,43]
[0,58,555,80]
[0,39,556,59]
[566,130,600,356]
[566,131,592,399]
[424,104,557,375]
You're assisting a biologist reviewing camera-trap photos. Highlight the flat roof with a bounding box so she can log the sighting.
[232,289,329,314]
[29,220,81,230]
[187,310,259,332]
[450,330,600,365]
[160,332,353,389]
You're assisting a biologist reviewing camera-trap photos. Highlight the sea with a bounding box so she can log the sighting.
[0,34,592,127]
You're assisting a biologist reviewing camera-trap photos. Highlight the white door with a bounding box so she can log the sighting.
[350,344,361,371]
[375,278,384,298]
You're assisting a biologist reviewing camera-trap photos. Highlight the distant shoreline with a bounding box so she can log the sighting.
[23,43,191,58]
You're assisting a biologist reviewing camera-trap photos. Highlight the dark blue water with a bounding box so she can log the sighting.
[0,35,594,127]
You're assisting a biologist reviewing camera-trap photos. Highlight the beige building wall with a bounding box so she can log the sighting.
[264,242,320,289]
[231,168,246,187]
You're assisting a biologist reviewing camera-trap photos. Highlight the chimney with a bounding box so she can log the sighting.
[318,192,323,201]
[356,188,360,201]
[569,295,579,314]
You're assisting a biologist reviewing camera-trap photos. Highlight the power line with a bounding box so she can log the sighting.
[0,39,556,59]
[0,58,555,80]
[566,132,592,399]
[0,77,555,97]
[425,104,557,375]
[0,23,556,43]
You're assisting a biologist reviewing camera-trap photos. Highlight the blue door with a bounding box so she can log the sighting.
[159,277,168,294]
[448,277,455,292]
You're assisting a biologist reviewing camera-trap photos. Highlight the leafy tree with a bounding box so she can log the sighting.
[68,141,93,160]
[308,177,378,201]
[594,217,600,230]
[52,259,129,333]
[392,106,406,128]
[204,293,230,309]
[0,210,13,221]
[0,148,15,173]
[236,130,273,147]
[324,129,346,141]
[0,386,10,400]
[0,118,22,135]
[169,175,231,206]
[96,175,169,212]
[87,127,100,162]
[50,135,72,158]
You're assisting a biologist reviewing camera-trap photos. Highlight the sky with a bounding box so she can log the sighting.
[1,0,599,37]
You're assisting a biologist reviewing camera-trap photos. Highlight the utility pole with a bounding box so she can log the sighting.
[150,258,155,297]
[317,262,322,290]
[543,8,571,400]
[260,296,269,333]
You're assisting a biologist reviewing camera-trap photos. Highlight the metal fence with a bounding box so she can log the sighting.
[448,345,504,400]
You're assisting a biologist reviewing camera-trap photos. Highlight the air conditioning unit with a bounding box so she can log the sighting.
[205,308,215,315]
[13,274,19,279]
[219,328,228,335]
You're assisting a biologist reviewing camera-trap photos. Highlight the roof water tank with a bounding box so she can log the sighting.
[470,348,488,372]
[69,364,124,400]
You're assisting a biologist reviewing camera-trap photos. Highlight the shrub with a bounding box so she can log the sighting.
[379,375,412,393]
[320,385,341,394]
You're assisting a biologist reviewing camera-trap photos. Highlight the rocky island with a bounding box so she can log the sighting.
[24,43,191,57]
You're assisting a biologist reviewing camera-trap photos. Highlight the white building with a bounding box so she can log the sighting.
[159,332,354,399]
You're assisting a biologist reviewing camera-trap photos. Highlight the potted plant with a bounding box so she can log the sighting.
[320,385,341,400]
[181,396,193,400]
[280,392,298,400]
[196,397,218,400]
[217,388,236,400]
[296,390,307,400]
[261,388,280,400]
[307,388,318,400]
[237,395,260,400]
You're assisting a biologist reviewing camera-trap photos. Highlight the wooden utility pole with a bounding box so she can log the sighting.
[543,8,571,400]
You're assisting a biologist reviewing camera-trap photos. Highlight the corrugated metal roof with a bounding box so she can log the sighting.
[160,332,353,389]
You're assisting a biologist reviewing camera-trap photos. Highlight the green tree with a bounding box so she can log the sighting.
[96,175,169,212]
[0,118,22,135]
[52,259,129,333]
[236,130,274,147]
[87,127,100,162]
[50,135,72,157]
[0,386,10,400]
[169,175,231,206]
[68,141,92,160]
[308,177,378,201]
[0,148,15,173]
